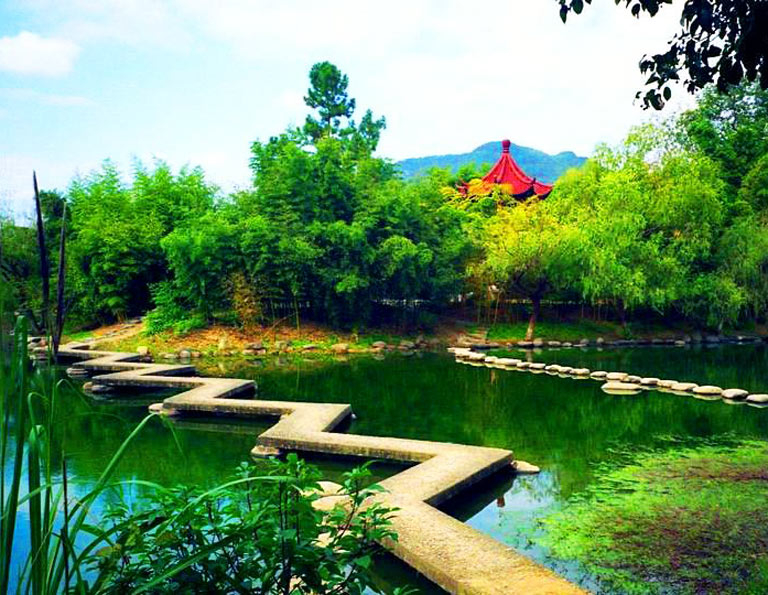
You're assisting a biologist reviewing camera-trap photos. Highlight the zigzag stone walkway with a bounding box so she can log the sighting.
[57,342,585,595]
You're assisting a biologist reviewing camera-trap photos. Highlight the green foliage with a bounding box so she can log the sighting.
[67,160,217,323]
[535,440,768,594]
[89,456,399,594]
[558,0,768,110]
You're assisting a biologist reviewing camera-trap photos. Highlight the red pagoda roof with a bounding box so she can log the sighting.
[481,139,553,199]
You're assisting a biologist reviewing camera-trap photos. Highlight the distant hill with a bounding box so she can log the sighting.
[397,141,587,183]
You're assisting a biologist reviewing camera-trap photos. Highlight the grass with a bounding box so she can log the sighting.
[535,439,768,594]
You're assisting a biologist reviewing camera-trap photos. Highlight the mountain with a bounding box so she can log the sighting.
[397,141,587,183]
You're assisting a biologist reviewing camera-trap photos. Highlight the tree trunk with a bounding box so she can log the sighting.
[525,295,541,341]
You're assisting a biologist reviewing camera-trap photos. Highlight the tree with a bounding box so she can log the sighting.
[679,82,768,191]
[480,198,582,340]
[303,61,386,152]
[303,61,357,141]
[557,0,768,109]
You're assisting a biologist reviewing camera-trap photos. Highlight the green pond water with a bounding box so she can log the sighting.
[7,343,768,593]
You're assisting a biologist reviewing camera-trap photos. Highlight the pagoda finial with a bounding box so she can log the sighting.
[501,139,511,153]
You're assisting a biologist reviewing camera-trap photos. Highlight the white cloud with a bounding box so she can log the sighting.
[0,31,80,76]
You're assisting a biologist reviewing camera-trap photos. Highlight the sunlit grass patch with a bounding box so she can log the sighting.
[537,440,768,594]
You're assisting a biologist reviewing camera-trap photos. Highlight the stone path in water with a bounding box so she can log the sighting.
[58,342,585,595]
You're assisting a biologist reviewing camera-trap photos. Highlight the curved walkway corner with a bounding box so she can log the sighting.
[57,342,586,595]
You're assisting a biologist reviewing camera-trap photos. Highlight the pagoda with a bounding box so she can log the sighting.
[461,139,553,199]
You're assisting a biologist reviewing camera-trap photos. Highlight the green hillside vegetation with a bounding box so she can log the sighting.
[397,141,586,182]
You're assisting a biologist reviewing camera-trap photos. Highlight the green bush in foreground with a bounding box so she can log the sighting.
[536,439,768,594]
[88,456,403,594]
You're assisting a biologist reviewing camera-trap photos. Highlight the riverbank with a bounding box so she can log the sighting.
[66,316,768,361]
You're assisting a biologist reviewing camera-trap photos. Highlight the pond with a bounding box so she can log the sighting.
[8,343,768,593]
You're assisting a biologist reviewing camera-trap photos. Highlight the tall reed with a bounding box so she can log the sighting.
[0,313,159,594]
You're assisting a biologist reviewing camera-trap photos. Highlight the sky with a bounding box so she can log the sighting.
[0,0,695,219]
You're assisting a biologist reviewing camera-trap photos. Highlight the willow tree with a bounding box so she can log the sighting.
[480,198,582,340]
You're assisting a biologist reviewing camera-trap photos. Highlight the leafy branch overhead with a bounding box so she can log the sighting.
[557,0,768,109]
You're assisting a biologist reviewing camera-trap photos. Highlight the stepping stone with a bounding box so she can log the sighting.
[497,358,520,366]
[545,364,560,372]
[657,379,676,388]
[693,385,723,396]
[746,393,768,404]
[722,388,748,400]
[590,370,608,379]
[606,372,628,381]
[572,368,591,376]
[516,361,531,369]
[601,382,642,395]
[529,363,546,370]
[640,377,660,386]
[670,382,698,392]
[513,460,541,474]
[626,375,642,383]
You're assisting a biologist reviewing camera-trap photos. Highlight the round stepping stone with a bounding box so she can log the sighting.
[693,385,723,396]
[606,372,628,381]
[529,363,546,370]
[498,358,521,366]
[626,375,642,384]
[545,364,560,372]
[746,393,768,404]
[572,368,591,376]
[590,370,607,379]
[516,361,531,369]
[670,382,698,392]
[601,381,642,395]
[722,388,748,400]
[640,377,660,386]
[657,379,676,388]
[484,356,499,363]
[558,366,573,374]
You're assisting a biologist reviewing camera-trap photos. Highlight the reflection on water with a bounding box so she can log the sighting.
[6,344,768,593]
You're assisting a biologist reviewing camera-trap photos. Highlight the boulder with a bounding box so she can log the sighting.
[722,388,748,400]
[137,345,150,356]
[606,372,628,381]
[693,385,723,396]
[330,343,349,354]
[178,349,191,359]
